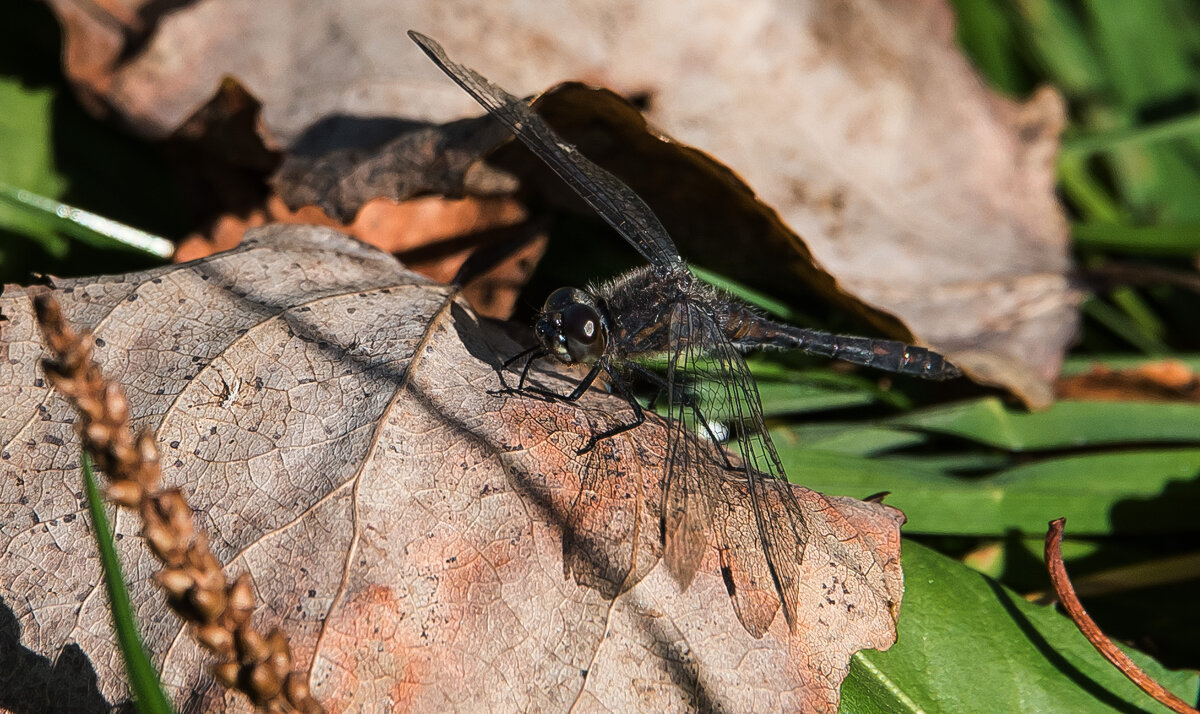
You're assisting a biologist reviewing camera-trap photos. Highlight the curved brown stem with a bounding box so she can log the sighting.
[1044,518,1198,714]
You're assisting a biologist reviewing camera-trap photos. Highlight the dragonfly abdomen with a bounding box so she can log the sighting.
[727,311,961,380]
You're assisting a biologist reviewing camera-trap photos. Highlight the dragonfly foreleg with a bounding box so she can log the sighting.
[624,364,742,472]
[490,344,546,394]
[576,365,645,455]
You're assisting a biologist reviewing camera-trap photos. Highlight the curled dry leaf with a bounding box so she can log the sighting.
[49,0,1075,406]
[1056,360,1200,402]
[1,226,902,712]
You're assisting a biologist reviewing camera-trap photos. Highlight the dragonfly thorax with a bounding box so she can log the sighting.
[536,287,609,365]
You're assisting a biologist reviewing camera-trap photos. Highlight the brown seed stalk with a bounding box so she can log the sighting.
[33,293,324,714]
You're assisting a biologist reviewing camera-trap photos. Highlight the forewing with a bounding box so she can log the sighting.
[666,299,808,634]
[409,31,685,272]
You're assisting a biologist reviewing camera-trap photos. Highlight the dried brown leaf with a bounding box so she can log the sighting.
[1,225,902,712]
[1056,360,1200,402]
[49,0,1075,406]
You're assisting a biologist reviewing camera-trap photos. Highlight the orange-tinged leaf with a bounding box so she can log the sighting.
[1,226,902,712]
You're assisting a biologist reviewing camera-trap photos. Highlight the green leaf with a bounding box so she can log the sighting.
[0,76,69,255]
[82,452,173,713]
[782,447,1200,536]
[1012,0,1107,95]
[839,541,1200,713]
[950,0,1025,95]
[1080,0,1192,107]
[890,398,1200,450]
[780,423,927,457]
[756,379,879,418]
[1073,222,1200,256]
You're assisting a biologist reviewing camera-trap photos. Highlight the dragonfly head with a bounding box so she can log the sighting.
[535,287,608,365]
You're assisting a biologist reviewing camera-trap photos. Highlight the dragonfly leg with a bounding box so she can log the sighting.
[576,367,644,455]
[514,360,605,404]
[689,402,743,472]
[497,357,644,453]
[489,344,544,394]
[624,364,741,471]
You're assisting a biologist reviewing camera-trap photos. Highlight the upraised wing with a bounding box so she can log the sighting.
[410,31,686,273]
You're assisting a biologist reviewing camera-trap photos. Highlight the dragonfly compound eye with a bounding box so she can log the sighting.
[561,303,606,362]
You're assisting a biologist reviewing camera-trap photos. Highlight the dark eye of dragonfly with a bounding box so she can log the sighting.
[536,287,607,364]
[561,303,605,361]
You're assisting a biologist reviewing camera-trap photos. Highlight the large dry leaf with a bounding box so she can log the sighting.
[49,0,1076,407]
[0,225,903,712]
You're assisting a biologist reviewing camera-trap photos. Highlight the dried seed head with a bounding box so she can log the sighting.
[285,673,313,707]
[213,661,240,688]
[265,629,293,680]
[106,480,143,509]
[236,625,270,664]
[196,623,234,656]
[76,395,103,421]
[157,568,194,599]
[153,490,194,532]
[227,575,255,626]
[135,431,161,482]
[190,585,228,621]
[142,524,183,563]
[104,382,128,421]
[192,555,226,592]
[247,660,285,701]
[84,422,113,448]
[34,294,325,713]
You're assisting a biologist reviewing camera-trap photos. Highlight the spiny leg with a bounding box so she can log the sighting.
[576,367,644,454]
[490,344,544,394]
[497,355,646,454]
[625,363,742,472]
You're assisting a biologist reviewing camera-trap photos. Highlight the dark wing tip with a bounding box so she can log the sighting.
[408,29,431,46]
[408,31,445,64]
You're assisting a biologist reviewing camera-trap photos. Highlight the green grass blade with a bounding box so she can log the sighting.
[689,264,795,320]
[82,451,174,713]
[1057,154,1124,223]
[1082,298,1171,355]
[1073,222,1200,256]
[1061,112,1200,158]
[0,182,174,259]
[1012,0,1107,95]
[890,398,1200,450]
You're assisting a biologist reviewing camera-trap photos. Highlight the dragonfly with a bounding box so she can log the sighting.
[410,31,959,632]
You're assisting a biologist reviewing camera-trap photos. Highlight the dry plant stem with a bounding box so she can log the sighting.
[33,294,324,714]
[1044,518,1199,714]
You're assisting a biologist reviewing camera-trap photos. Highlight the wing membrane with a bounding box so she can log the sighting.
[410,31,685,272]
[665,299,808,632]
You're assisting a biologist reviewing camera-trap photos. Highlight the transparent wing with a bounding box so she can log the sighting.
[664,299,808,632]
[660,308,716,590]
[563,434,655,598]
[410,31,685,272]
